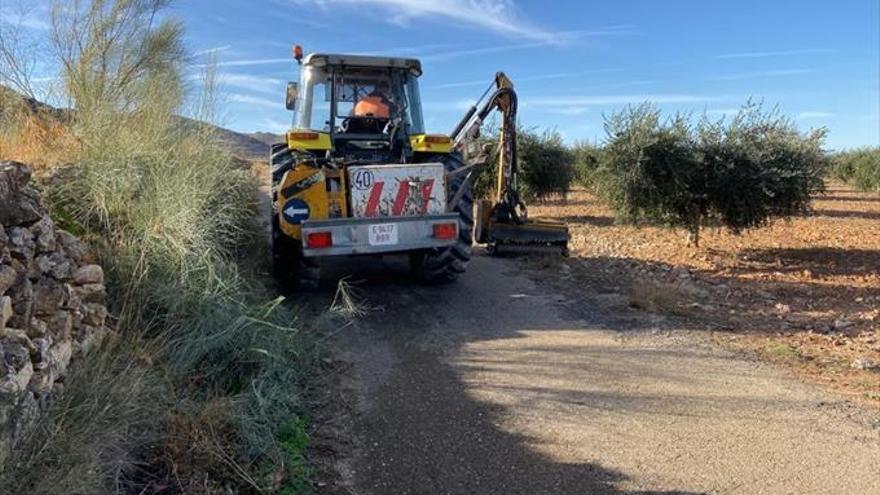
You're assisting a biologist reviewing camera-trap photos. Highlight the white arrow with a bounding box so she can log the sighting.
[285,207,309,216]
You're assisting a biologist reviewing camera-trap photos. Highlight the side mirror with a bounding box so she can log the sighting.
[285,82,298,111]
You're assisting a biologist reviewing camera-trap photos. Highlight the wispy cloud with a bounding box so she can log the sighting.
[526,94,721,107]
[708,69,812,81]
[217,73,284,94]
[717,48,834,59]
[229,94,280,108]
[206,58,293,68]
[797,111,833,120]
[431,69,622,89]
[289,0,562,43]
[193,45,233,57]
[0,8,50,30]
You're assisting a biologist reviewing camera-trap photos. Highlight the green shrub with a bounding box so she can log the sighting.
[517,128,575,200]
[470,127,576,202]
[571,140,603,188]
[596,102,826,246]
[1,1,317,493]
[830,147,880,191]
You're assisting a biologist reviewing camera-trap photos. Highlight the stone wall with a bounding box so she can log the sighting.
[0,161,108,467]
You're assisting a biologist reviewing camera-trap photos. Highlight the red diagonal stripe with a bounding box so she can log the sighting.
[419,179,435,215]
[365,181,384,217]
[391,180,411,216]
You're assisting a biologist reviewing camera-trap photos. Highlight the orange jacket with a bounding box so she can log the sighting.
[353,95,390,118]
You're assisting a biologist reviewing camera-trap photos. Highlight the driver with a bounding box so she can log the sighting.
[353,89,391,119]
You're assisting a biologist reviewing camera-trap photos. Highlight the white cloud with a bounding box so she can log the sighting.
[708,69,812,81]
[525,94,720,107]
[208,58,293,68]
[217,73,284,94]
[193,45,233,57]
[797,111,833,120]
[290,0,561,43]
[717,48,834,59]
[229,94,280,108]
[431,69,622,89]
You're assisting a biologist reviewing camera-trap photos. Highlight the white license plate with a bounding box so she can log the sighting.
[368,223,398,246]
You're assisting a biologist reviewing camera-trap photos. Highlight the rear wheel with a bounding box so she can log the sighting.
[270,143,319,289]
[410,152,474,284]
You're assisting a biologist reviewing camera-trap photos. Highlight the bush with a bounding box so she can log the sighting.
[571,140,603,188]
[830,147,880,191]
[470,127,576,202]
[0,1,317,493]
[597,103,826,246]
[517,128,575,201]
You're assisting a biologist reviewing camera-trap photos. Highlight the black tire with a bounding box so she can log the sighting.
[270,143,319,289]
[411,152,474,284]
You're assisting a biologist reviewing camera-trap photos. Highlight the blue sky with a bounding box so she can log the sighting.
[4,0,879,149]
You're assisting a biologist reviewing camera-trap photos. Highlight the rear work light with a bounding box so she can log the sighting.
[289,131,320,140]
[424,135,451,144]
[433,222,457,240]
[306,231,332,249]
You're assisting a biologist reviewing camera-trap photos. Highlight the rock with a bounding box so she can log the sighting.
[27,317,47,338]
[1,328,35,354]
[32,281,67,316]
[73,264,104,285]
[27,216,55,253]
[7,277,32,329]
[35,252,73,280]
[61,283,80,311]
[0,296,11,329]
[0,161,44,227]
[81,303,107,327]
[0,360,33,399]
[6,227,34,263]
[74,283,105,304]
[27,369,53,395]
[851,357,878,370]
[30,337,51,371]
[833,319,854,330]
[44,311,72,340]
[56,230,86,263]
[0,265,16,294]
[74,324,104,355]
[48,339,72,377]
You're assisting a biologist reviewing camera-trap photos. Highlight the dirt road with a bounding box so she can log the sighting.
[314,253,879,494]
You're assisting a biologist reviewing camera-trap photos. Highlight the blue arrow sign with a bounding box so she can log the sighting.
[282,198,311,224]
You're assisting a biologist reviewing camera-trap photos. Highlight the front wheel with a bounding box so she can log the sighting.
[410,152,474,284]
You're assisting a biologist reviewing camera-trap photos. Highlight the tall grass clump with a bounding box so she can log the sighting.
[0,1,317,493]
[830,147,880,192]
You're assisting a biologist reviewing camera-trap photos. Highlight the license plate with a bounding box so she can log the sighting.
[368,223,398,246]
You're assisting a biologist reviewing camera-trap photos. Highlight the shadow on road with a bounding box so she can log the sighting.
[304,255,712,494]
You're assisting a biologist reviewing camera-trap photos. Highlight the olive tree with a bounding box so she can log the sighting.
[598,102,826,246]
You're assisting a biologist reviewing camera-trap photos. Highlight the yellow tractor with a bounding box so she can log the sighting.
[271,48,568,287]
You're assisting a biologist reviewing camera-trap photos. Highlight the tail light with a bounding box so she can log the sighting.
[433,222,457,240]
[307,231,332,249]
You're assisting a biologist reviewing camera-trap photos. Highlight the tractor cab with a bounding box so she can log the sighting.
[286,53,432,162]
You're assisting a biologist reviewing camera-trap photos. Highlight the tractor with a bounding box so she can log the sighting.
[271,48,567,287]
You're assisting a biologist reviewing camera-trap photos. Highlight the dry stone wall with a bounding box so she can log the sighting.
[0,161,108,468]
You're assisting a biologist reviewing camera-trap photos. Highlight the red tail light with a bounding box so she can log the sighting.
[307,231,332,249]
[433,223,457,240]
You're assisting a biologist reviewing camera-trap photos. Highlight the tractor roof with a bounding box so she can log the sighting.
[303,53,422,76]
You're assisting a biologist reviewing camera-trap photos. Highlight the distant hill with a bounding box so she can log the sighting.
[1,86,278,161]
[248,132,285,147]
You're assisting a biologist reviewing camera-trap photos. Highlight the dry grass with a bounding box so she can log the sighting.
[531,183,880,405]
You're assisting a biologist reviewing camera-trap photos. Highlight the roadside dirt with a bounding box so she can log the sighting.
[309,254,880,494]
[529,184,880,405]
